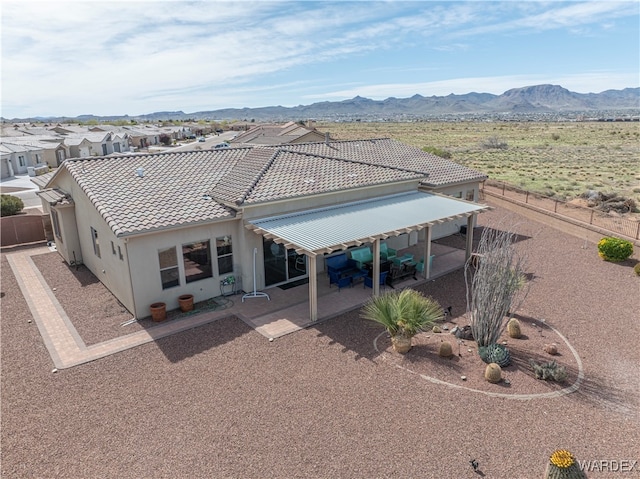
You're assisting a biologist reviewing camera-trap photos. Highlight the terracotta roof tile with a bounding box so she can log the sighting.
[52,138,485,237]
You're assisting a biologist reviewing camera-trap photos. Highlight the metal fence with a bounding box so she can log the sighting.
[481,180,640,240]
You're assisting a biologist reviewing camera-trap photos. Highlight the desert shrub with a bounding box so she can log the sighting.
[422,146,452,159]
[633,263,640,276]
[1,194,24,216]
[529,359,567,382]
[481,136,508,150]
[597,237,633,262]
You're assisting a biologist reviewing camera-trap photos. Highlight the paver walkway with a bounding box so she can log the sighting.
[8,247,239,369]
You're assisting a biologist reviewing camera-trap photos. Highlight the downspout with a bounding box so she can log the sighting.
[124,239,138,319]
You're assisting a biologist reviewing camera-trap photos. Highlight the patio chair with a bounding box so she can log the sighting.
[380,243,397,262]
[364,271,388,290]
[329,270,353,290]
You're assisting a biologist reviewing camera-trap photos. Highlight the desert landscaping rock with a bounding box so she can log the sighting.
[2,201,638,478]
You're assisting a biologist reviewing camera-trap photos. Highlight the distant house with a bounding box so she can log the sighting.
[0,142,46,178]
[124,126,163,149]
[231,121,326,145]
[37,138,488,321]
[0,136,68,170]
[63,132,130,158]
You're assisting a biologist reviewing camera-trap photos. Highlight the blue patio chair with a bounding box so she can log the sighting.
[329,270,353,290]
[364,271,388,290]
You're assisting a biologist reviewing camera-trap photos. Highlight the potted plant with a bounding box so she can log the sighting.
[178,294,194,312]
[361,289,444,353]
[149,302,166,322]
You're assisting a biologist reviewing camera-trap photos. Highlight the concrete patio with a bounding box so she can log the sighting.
[7,239,466,369]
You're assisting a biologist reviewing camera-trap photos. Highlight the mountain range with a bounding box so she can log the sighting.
[9,84,640,123]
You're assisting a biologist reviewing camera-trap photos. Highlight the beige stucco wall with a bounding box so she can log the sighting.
[49,169,136,315]
[126,219,239,318]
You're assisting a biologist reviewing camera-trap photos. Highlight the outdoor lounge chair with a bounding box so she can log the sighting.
[364,271,388,290]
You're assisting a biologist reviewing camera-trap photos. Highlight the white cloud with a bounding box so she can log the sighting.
[1,1,637,117]
[305,72,640,101]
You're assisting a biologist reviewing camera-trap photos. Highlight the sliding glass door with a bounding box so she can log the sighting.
[263,238,307,287]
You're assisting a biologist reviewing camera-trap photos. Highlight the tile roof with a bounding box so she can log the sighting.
[275,138,487,187]
[59,149,248,237]
[231,122,324,145]
[237,149,424,205]
[48,138,485,237]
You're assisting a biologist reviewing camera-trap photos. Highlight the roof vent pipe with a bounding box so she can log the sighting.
[135,167,144,177]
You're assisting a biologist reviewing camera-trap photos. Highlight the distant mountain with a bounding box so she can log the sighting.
[3,85,639,123]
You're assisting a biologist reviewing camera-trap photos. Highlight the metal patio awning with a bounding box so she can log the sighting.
[246,191,488,256]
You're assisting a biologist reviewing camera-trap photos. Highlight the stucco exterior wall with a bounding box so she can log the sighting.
[51,170,135,315]
[126,219,239,318]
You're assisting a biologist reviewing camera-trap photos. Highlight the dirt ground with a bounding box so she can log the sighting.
[1,202,639,478]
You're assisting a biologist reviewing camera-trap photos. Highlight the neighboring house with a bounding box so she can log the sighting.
[230,121,326,145]
[62,132,130,158]
[124,126,163,149]
[36,138,488,321]
[2,136,70,168]
[0,142,46,178]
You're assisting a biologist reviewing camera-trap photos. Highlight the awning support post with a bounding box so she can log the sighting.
[308,255,318,322]
[372,240,381,296]
[465,215,474,261]
[425,226,432,279]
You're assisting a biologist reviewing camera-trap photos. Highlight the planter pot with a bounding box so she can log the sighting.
[178,294,194,312]
[391,335,412,354]
[150,302,166,322]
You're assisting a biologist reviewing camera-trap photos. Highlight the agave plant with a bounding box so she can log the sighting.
[362,289,444,352]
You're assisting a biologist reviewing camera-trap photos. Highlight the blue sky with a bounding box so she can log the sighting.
[2,0,638,118]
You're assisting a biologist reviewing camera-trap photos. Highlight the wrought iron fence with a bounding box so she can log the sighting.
[481,180,640,240]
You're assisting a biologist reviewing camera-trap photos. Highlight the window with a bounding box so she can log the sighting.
[158,247,179,289]
[18,156,25,167]
[102,143,108,155]
[90,227,101,257]
[118,246,124,261]
[111,241,116,255]
[51,209,62,242]
[466,189,475,202]
[216,236,233,275]
[452,191,463,199]
[182,241,213,283]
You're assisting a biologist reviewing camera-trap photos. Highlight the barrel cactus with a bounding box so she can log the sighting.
[438,341,453,358]
[478,343,512,367]
[544,450,586,479]
[484,363,502,383]
[507,318,522,338]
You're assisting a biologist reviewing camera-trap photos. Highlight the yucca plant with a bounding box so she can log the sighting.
[361,289,444,353]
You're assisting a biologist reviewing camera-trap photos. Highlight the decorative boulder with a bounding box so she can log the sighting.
[544,343,558,355]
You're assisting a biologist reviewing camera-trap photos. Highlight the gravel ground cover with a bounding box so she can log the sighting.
[2,202,639,478]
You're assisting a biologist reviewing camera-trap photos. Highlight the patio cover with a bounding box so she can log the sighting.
[246,191,488,256]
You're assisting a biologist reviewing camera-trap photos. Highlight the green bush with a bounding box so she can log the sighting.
[1,194,25,216]
[634,263,640,276]
[597,237,633,262]
[422,146,452,159]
